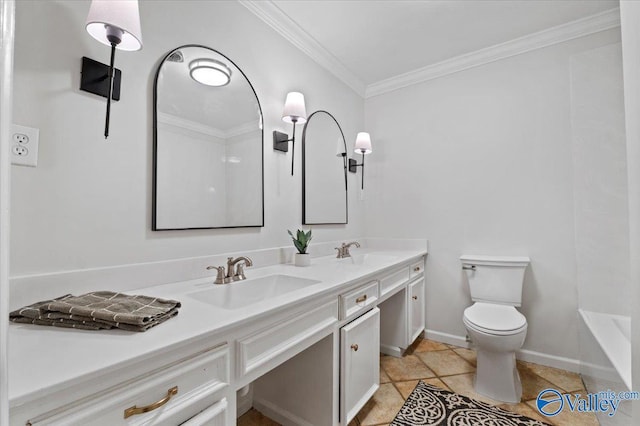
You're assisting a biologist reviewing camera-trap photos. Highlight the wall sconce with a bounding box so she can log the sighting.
[273,92,307,175]
[82,0,143,139]
[348,132,373,189]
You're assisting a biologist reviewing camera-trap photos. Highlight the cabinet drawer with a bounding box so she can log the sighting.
[340,280,379,320]
[237,299,338,377]
[28,344,229,426]
[179,398,227,426]
[379,268,409,298]
[409,260,424,279]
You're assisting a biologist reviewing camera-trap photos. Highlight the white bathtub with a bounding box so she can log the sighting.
[579,310,632,425]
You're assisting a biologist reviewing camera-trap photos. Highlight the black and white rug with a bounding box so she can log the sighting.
[391,381,550,426]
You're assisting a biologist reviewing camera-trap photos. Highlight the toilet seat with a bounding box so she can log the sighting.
[463,302,527,336]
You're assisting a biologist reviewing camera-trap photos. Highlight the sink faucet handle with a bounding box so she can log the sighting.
[207,265,227,285]
[335,247,343,258]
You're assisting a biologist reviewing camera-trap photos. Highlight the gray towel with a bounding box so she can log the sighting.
[10,292,181,332]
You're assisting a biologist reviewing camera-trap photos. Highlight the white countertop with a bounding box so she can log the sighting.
[8,248,426,408]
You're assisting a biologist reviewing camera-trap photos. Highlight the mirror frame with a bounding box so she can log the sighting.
[152,44,264,231]
[301,110,348,225]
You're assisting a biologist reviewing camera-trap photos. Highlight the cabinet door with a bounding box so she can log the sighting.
[408,277,425,344]
[340,307,380,424]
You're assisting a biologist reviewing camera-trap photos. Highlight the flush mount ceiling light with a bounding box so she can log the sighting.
[273,92,307,175]
[189,58,232,86]
[83,0,143,139]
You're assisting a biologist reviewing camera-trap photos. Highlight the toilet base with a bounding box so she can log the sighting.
[474,349,522,403]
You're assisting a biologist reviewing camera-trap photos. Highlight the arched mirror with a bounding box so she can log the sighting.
[302,110,348,224]
[153,45,263,230]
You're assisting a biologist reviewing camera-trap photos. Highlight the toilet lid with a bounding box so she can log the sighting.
[464,302,527,334]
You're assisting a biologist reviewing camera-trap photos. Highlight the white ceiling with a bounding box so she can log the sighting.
[245,0,620,96]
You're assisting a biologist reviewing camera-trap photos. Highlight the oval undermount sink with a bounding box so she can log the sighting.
[186,274,320,310]
[341,253,399,266]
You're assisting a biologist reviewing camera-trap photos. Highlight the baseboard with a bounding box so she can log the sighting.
[425,328,580,373]
[253,397,315,426]
[236,385,253,417]
[380,343,403,358]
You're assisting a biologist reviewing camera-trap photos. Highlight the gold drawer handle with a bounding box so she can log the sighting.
[412,295,418,300]
[351,344,359,351]
[355,294,367,303]
[124,386,178,419]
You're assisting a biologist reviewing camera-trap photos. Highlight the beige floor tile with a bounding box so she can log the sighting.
[380,366,391,384]
[497,401,551,423]
[525,400,599,426]
[417,349,475,376]
[237,408,281,426]
[356,383,405,426]
[394,380,419,399]
[412,338,449,352]
[452,347,477,366]
[517,363,561,401]
[440,373,507,406]
[380,354,435,381]
[518,361,584,393]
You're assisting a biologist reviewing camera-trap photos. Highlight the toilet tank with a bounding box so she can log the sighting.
[460,255,530,306]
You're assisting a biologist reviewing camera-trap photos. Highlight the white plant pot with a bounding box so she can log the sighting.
[294,253,311,267]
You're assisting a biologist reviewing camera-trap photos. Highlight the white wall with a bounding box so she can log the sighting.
[10,0,365,276]
[570,43,630,316]
[364,29,621,362]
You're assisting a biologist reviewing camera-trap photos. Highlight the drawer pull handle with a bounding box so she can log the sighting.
[355,295,367,303]
[414,266,421,272]
[412,295,418,300]
[124,386,178,419]
[351,344,359,351]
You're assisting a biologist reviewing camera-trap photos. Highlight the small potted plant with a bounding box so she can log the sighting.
[288,228,312,266]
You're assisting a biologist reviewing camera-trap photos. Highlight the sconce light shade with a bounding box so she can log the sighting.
[189,59,231,86]
[354,132,372,154]
[282,92,307,124]
[86,0,143,51]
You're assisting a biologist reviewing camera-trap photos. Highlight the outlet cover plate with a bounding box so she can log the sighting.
[11,124,39,167]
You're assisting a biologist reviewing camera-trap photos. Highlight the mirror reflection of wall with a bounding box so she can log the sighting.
[153,45,264,230]
[302,111,348,224]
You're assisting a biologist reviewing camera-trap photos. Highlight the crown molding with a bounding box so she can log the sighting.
[365,8,621,98]
[238,0,367,97]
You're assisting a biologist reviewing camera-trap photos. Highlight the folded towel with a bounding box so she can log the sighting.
[10,291,181,332]
[43,291,181,326]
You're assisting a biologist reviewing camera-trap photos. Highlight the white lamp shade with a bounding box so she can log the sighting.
[354,132,372,154]
[282,92,307,124]
[86,0,143,51]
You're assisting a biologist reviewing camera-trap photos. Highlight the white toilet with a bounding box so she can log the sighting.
[461,254,530,403]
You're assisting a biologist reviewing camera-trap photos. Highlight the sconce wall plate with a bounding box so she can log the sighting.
[348,158,358,173]
[273,130,289,152]
[80,56,121,100]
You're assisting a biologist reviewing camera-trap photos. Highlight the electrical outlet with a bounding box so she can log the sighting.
[11,124,39,167]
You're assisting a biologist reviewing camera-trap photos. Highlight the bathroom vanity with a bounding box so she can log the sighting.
[8,243,426,425]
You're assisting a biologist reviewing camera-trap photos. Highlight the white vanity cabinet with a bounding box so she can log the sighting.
[340,307,380,425]
[17,343,230,426]
[379,258,426,357]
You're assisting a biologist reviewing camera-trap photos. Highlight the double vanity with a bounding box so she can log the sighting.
[8,243,426,426]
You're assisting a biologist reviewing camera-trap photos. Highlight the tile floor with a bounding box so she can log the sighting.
[238,337,600,426]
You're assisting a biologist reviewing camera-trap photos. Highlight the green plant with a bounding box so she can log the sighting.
[288,229,312,254]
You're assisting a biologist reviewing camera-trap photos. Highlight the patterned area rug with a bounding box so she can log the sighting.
[391,381,550,425]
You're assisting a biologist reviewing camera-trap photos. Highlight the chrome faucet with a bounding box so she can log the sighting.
[206,256,253,284]
[335,241,360,258]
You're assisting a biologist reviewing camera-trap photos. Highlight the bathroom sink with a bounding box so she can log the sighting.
[341,253,399,266]
[186,274,320,310]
